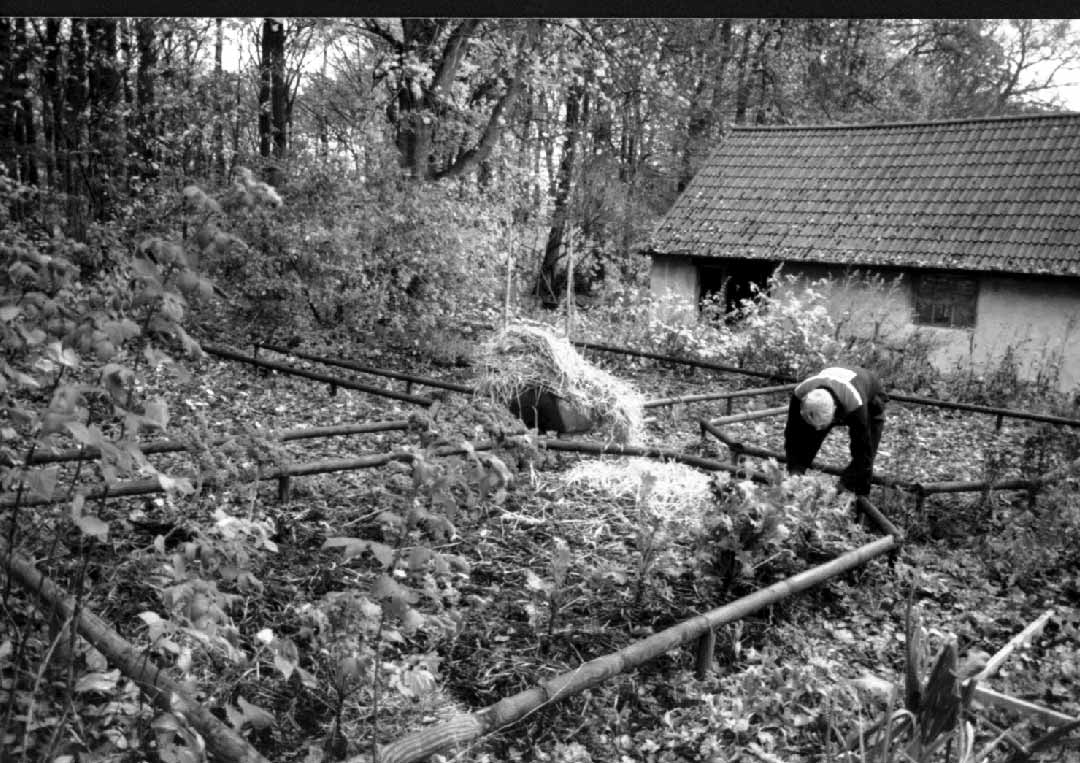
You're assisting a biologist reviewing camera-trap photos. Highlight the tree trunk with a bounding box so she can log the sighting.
[41,19,62,189]
[119,19,135,188]
[394,19,477,179]
[679,19,732,192]
[64,18,90,231]
[134,17,157,179]
[87,18,121,216]
[752,22,774,124]
[258,19,273,159]
[385,18,535,182]
[270,26,287,162]
[5,19,36,187]
[535,80,585,305]
[733,21,755,124]
[213,18,226,182]
[433,20,536,182]
[259,18,286,185]
[0,19,13,181]
[316,44,329,160]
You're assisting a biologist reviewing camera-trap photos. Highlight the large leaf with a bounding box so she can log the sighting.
[236,696,275,730]
[74,514,110,541]
[74,669,121,694]
[65,421,103,447]
[131,256,162,282]
[143,399,170,430]
[322,537,394,567]
[27,467,59,500]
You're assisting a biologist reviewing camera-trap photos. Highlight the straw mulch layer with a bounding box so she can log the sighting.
[476,322,645,443]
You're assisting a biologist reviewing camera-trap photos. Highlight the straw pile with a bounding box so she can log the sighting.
[561,457,717,524]
[476,321,645,443]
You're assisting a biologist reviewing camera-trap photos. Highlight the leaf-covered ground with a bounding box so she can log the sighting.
[5,333,1079,763]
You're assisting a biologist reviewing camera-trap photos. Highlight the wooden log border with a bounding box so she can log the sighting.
[0,441,496,509]
[0,541,270,763]
[365,533,900,763]
[643,384,796,409]
[24,420,411,466]
[258,343,474,395]
[3,436,773,510]
[698,418,1053,499]
[202,343,436,406]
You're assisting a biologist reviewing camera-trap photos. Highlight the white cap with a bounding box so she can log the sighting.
[801,389,836,430]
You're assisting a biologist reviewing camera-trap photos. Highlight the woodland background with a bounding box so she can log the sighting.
[3,18,1080,329]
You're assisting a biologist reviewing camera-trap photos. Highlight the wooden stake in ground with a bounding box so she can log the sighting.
[970,608,1055,684]
[565,225,575,336]
[504,216,514,330]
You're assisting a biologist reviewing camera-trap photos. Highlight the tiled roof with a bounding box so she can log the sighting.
[646,113,1080,277]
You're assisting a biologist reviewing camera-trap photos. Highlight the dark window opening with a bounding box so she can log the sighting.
[914,273,977,328]
[699,260,775,322]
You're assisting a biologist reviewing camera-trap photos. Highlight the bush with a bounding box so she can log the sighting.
[202,165,509,345]
[696,468,871,594]
[580,269,941,385]
[978,462,1080,588]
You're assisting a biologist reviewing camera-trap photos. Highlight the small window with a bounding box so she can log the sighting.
[914,273,977,328]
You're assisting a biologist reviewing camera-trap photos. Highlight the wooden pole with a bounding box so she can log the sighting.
[7,435,793,511]
[916,477,1048,495]
[709,406,788,426]
[26,420,411,465]
[698,419,915,492]
[367,535,898,763]
[0,542,270,763]
[258,344,474,394]
[504,217,514,330]
[1,442,498,509]
[643,384,796,409]
[565,225,575,336]
[573,340,787,381]
[855,496,905,540]
[970,608,1055,684]
[202,344,436,405]
[538,438,771,482]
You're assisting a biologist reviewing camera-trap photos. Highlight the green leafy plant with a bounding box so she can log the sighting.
[698,468,867,593]
[0,169,277,762]
[524,536,574,638]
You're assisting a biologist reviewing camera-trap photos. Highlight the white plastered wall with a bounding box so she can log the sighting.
[648,254,699,324]
[778,264,1080,393]
[648,255,1080,392]
[966,276,1080,392]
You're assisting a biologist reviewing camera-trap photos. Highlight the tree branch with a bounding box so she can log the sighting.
[432,20,537,181]
[428,19,480,102]
[357,19,402,52]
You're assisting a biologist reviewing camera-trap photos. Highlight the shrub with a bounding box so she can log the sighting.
[202,165,509,345]
[581,269,940,385]
[696,469,871,594]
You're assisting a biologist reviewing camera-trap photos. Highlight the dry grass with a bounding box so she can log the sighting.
[476,321,645,443]
[560,457,719,526]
